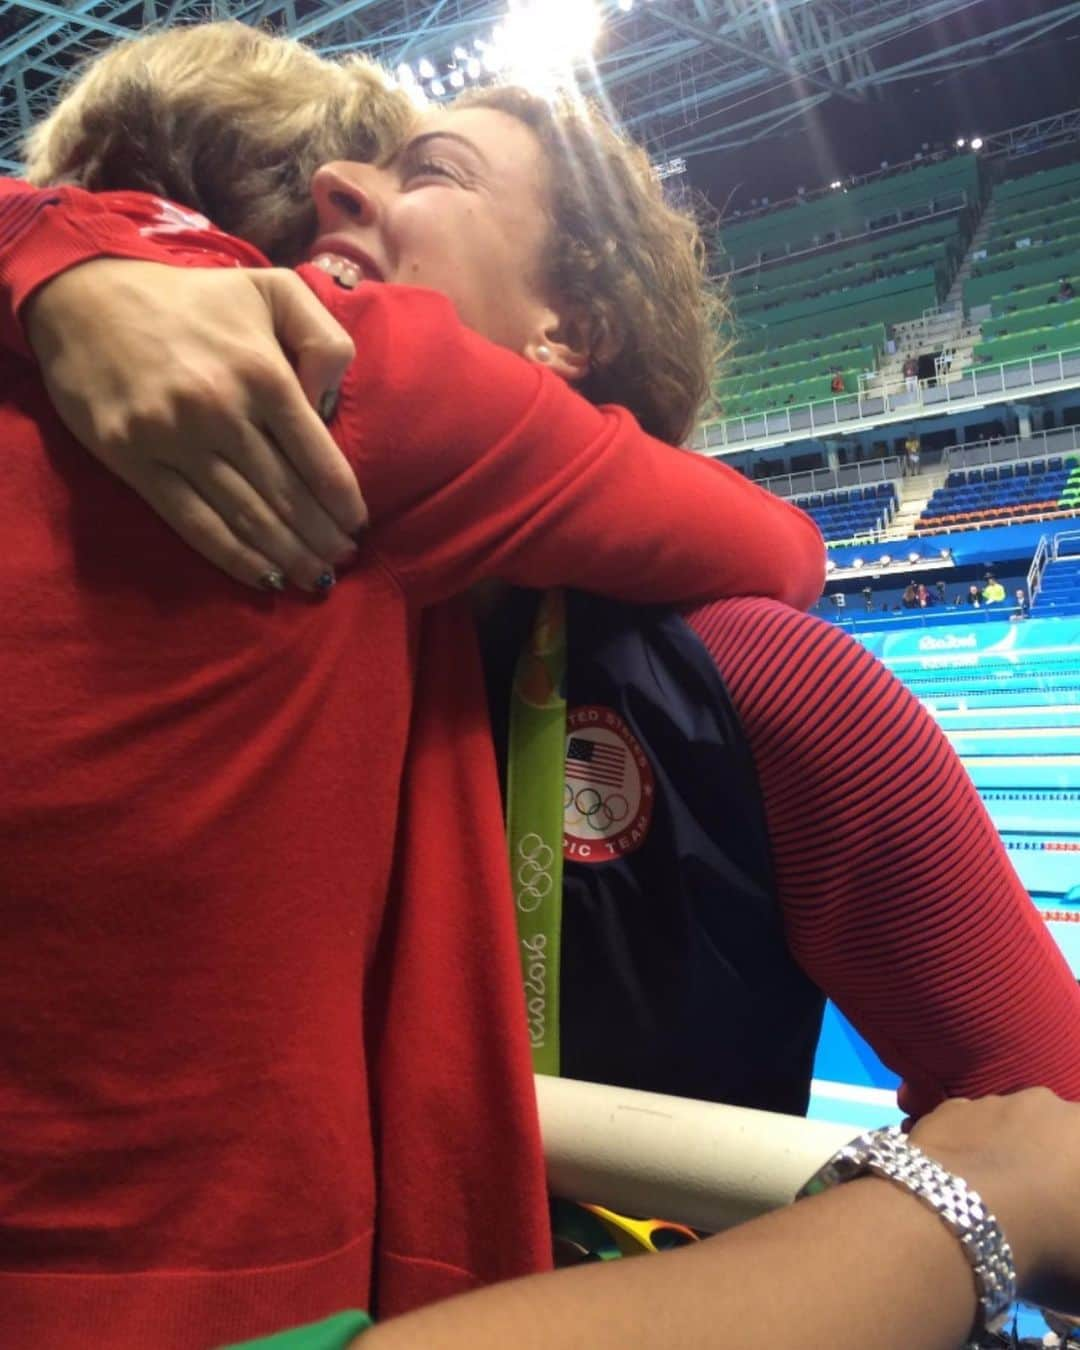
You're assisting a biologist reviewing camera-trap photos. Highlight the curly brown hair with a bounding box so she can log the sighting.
[23,22,413,266]
[456,86,722,444]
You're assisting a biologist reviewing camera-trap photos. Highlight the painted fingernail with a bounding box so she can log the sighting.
[259,569,286,592]
[318,388,340,423]
[315,570,337,595]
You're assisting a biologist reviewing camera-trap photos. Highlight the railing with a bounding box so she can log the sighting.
[935,347,957,382]
[1054,529,1080,561]
[1029,534,1050,607]
[758,426,1080,505]
[760,456,902,499]
[822,604,1038,635]
[696,343,1080,454]
[536,1076,856,1232]
[855,304,967,400]
[944,424,1080,475]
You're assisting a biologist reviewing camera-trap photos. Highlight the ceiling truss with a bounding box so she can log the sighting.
[2,0,1079,173]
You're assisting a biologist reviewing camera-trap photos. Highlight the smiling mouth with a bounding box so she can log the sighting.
[310,249,383,289]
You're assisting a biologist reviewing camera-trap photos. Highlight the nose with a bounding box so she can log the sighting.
[311,161,381,230]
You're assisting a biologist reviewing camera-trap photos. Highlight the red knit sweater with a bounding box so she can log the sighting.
[0,183,824,1349]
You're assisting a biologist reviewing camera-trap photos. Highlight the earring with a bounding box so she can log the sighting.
[535,344,552,363]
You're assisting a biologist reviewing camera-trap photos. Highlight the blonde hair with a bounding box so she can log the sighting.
[23,22,413,265]
[457,86,723,444]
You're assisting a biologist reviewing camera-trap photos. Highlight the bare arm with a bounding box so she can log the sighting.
[361,1090,1079,1350]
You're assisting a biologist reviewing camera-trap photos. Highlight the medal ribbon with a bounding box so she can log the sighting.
[505,589,567,1077]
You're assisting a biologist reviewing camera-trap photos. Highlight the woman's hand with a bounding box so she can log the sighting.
[24,260,365,593]
[911,1086,1080,1315]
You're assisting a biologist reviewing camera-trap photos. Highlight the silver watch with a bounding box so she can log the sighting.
[797,1124,1016,1348]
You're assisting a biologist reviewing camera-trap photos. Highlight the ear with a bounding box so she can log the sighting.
[524,305,592,383]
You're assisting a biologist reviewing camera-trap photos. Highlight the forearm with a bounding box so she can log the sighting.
[6,195,823,609]
[322,282,825,609]
[364,1178,985,1350]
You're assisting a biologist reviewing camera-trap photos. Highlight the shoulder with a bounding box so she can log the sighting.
[83,189,271,267]
[682,594,860,664]
[680,596,908,744]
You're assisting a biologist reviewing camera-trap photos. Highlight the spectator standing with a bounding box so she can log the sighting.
[901,582,919,609]
[967,584,983,607]
[830,368,845,395]
[904,433,921,473]
[1011,588,1030,620]
[903,355,919,394]
[1060,277,1076,303]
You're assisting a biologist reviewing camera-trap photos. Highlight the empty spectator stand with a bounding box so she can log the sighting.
[720,155,980,271]
[706,155,981,432]
[791,482,897,544]
[964,161,1080,378]
[916,456,1080,532]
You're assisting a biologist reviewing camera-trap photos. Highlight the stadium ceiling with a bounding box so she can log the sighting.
[2,0,1080,173]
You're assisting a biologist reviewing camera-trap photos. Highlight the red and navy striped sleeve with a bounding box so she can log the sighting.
[684,595,1080,1117]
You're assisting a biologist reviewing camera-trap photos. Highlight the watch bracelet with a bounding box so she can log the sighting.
[797,1125,1017,1348]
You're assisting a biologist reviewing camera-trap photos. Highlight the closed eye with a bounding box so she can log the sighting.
[404,156,464,185]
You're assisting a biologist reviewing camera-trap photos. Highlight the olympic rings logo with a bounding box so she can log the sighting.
[516,831,555,913]
[563,784,631,833]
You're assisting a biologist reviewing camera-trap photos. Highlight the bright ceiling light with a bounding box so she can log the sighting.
[955,137,966,148]
[430,78,446,97]
[970,136,984,151]
[489,0,603,95]
[414,0,603,99]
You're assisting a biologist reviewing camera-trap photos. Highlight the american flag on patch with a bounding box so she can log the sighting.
[566,737,626,788]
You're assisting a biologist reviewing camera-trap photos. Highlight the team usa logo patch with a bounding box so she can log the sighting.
[564,705,654,864]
